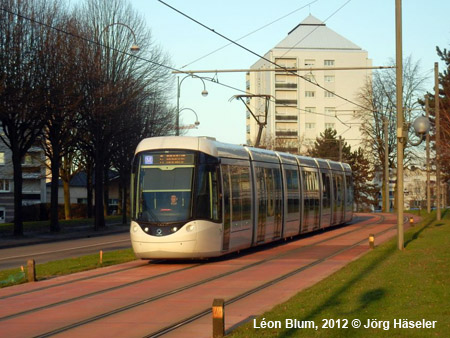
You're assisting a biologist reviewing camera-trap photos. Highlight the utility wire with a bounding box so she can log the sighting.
[181,0,319,69]
[0,5,358,125]
[158,0,375,113]
[279,0,352,59]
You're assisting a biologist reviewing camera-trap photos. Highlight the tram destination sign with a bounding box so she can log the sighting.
[143,153,194,165]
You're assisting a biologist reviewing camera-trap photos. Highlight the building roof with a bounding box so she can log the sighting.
[274,15,362,51]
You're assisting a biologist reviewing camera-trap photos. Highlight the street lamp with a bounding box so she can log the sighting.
[99,22,140,53]
[176,74,208,136]
[177,108,200,131]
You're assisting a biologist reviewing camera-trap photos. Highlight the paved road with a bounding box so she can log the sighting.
[0,232,131,270]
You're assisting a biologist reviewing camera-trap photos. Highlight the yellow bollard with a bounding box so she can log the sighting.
[99,250,103,264]
[409,216,414,227]
[27,259,36,282]
[369,234,375,249]
[212,298,225,337]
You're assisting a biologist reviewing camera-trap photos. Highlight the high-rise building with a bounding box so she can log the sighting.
[246,15,372,153]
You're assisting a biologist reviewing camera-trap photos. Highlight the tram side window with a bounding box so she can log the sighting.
[229,165,251,222]
[195,164,222,222]
[346,174,353,209]
[285,169,300,214]
[303,170,320,223]
[322,172,331,210]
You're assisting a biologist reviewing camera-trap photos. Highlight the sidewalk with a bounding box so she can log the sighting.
[0,222,130,250]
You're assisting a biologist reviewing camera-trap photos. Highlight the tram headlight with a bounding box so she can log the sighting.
[186,224,196,232]
[133,225,138,233]
[144,227,149,232]
[171,227,178,232]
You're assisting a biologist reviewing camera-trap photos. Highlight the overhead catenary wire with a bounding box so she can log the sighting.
[180,0,319,69]
[1,5,361,129]
[158,0,376,113]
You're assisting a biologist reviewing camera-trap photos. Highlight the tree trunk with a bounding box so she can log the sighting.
[12,150,24,237]
[121,177,127,225]
[63,179,71,220]
[86,161,93,218]
[50,156,60,231]
[94,144,105,230]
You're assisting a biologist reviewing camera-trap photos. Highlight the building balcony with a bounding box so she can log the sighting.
[276,130,298,137]
[275,83,297,89]
[275,115,298,121]
[275,99,297,106]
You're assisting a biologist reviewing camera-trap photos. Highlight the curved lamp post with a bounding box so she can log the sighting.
[176,74,208,136]
[99,22,140,53]
[177,108,200,131]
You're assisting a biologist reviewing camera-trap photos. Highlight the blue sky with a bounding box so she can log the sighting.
[130,0,450,144]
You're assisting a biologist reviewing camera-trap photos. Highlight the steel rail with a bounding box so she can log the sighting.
[31,215,388,337]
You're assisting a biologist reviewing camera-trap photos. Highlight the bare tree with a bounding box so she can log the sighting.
[0,0,60,236]
[356,56,429,210]
[75,0,173,229]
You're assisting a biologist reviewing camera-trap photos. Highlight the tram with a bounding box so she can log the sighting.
[130,136,353,259]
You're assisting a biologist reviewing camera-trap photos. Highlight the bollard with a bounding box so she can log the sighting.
[27,259,36,282]
[212,298,225,338]
[369,234,375,249]
[409,216,414,227]
[100,250,103,264]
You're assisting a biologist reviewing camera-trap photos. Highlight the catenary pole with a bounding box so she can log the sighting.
[395,0,404,250]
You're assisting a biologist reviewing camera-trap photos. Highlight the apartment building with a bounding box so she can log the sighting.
[0,140,47,223]
[246,15,372,153]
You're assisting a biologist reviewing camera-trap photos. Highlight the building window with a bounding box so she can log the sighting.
[305,123,315,129]
[0,152,4,165]
[325,123,335,130]
[305,91,315,98]
[0,179,10,192]
[304,59,315,67]
[324,60,335,66]
[324,75,335,83]
[324,91,335,98]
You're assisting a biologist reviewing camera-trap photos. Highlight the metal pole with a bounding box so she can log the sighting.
[339,136,342,162]
[395,0,404,250]
[426,96,431,213]
[384,117,390,212]
[435,62,441,220]
[176,76,180,136]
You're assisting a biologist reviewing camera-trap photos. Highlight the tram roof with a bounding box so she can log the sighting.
[327,160,344,171]
[296,155,318,168]
[135,136,250,160]
[245,146,280,163]
[315,158,331,169]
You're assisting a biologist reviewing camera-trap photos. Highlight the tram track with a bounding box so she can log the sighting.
[9,214,392,337]
[147,217,399,337]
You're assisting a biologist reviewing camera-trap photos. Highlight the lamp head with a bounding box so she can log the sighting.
[130,44,140,53]
[412,116,430,137]
[201,89,208,97]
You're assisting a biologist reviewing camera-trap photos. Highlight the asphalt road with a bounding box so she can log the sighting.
[0,232,131,270]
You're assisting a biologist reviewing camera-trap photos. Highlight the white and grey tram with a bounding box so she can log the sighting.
[130,136,353,259]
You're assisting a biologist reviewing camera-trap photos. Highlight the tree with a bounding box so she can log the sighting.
[421,47,450,182]
[40,11,83,231]
[75,0,174,230]
[356,56,429,210]
[306,128,351,161]
[0,0,59,236]
[306,128,377,210]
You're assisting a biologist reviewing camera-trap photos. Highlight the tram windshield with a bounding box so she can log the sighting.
[132,151,195,223]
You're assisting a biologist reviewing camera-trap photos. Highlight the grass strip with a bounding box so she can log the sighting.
[0,249,136,288]
[230,211,450,337]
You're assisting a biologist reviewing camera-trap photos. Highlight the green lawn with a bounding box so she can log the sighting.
[0,249,136,288]
[230,211,450,337]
